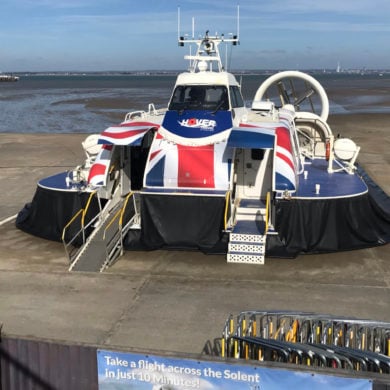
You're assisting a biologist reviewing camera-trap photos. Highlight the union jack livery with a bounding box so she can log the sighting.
[17,29,390,272]
[144,134,233,190]
[88,145,113,187]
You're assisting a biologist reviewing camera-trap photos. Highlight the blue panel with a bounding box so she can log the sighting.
[38,171,86,191]
[227,129,275,148]
[162,110,232,139]
[275,172,296,191]
[296,159,368,198]
[145,157,165,187]
[98,138,143,146]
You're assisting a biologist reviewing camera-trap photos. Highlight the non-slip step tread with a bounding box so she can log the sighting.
[227,253,264,264]
[228,243,265,253]
[230,234,266,244]
[238,198,266,208]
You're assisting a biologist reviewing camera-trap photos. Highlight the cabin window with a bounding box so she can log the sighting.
[229,86,244,108]
[169,85,229,111]
[251,149,264,160]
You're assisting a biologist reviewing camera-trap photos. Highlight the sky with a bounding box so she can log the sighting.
[1,0,390,72]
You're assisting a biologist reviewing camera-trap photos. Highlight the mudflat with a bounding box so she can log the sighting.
[0,112,389,355]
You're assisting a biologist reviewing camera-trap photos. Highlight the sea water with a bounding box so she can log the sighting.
[0,73,389,134]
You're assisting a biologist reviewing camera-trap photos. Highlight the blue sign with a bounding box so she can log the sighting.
[97,350,372,390]
[162,110,232,140]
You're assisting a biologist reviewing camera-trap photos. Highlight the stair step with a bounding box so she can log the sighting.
[228,242,265,254]
[233,220,265,234]
[228,217,267,264]
[236,206,265,214]
[227,253,265,264]
[230,233,266,244]
[235,211,264,222]
[238,198,265,208]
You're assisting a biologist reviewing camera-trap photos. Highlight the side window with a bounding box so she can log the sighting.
[230,86,244,108]
[169,86,186,110]
[229,86,237,108]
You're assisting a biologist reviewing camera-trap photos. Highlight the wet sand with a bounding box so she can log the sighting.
[0,111,389,359]
[328,113,390,195]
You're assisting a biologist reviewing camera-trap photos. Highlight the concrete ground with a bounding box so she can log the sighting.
[0,122,389,357]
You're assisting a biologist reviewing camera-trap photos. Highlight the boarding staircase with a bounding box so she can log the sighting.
[63,189,139,272]
[227,196,269,265]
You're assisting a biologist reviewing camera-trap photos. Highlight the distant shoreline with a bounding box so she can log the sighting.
[8,69,390,77]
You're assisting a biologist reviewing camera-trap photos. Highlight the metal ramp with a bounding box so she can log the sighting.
[227,198,268,264]
[63,191,139,272]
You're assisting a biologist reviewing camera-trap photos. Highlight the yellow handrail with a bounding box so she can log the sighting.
[62,190,97,242]
[119,191,134,228]
[103,191,134,239]
[62,209,83,241]
[103,208,122,238]
[223,190,231,230]
[265,191,271,234]
[81,190,98,228]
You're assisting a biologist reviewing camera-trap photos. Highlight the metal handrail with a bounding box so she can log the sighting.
[223,190,231,230]
[103,191,134,240]
[119,191,134,228]
[124,103,166,121]
[81,190,98,227]
[62,209,83,242]
[100,192,137,271]
[62,190,99,262]
[62,190,98,241]
[265,191,271,234]
[103,208,122,240]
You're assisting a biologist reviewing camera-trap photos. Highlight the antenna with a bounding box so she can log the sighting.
[237,5,240,42]
[177,6,240,72]
[177,7,180,41]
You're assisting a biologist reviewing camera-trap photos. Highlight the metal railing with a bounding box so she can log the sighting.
[223,190,231,230]
[265,191,271,234]
[220,311,390,374]
[62,191,101,263]
[124,103,166,121]
[100,191,139,270]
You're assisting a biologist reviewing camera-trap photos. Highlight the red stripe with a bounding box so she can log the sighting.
[239,123,258,128]
[88,163,107,183]
[276,127,294,171]
[149,149,161,162]
[177,145,215,188]
[120,121,159,128]
[276,151,294,171]
[276,127,291,150]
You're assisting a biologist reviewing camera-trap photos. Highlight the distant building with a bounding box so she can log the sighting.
[0,73,19,82]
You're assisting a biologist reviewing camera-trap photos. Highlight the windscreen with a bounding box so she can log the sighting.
[168,85,229,111]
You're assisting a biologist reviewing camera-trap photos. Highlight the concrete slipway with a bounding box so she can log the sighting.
[0,124,389,387]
